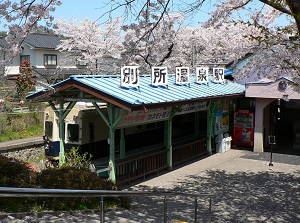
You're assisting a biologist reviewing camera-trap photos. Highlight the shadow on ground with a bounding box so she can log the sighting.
[118,170,300,222]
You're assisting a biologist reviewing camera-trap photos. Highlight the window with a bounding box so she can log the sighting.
[44,121,53,139]
[20,55,30,63]
[67,124,80,142]
[44,54,57,66]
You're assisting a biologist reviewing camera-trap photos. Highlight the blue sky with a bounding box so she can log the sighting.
[51,0,290,27]
[52,0,112,23]
[0,1,290,31]
[51,0,213,27]
[0,0,211,31]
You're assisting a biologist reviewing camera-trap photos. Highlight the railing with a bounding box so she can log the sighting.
[0,187,213,223]
[115,138,208,185]
[116,149,168,185]
[173,138,207,166]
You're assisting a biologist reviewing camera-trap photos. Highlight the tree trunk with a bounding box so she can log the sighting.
[286,0,300,33]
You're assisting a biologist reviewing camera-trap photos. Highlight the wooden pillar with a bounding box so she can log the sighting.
[93,102,128,182]
[207,102,213,156]
[165,106,181,169]
[107,105,116,181]
[58,100,65,166]
[119,128,125,160]
[48,100,77,167]
[166,118,173,168]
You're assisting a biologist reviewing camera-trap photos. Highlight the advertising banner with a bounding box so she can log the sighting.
[117,101,209,128]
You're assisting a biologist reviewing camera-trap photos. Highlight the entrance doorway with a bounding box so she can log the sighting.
[270,100,300,155]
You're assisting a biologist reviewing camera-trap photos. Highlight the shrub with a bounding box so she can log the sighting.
[0,155,37,212]
[36,167,131,211]
[16,60,36,98]
[61,147,92,169]
[0,154,132,212]
[0,155,37,187]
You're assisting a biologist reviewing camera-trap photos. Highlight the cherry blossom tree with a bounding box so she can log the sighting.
[2,0,298,82]
[175,22,261,68]
[121,8,260,74]
[111,0,298,35]
[119,1,260,72]
[203,1,296,33]
[121,9,185,73]
[201,0,300,82]
[0,0,62,63]
[109,0,300,82]
[54,12,259,76]
[55,18,123,74]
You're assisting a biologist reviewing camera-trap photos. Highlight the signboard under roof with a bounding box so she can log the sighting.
[117,101,209,128]
[120,66,139,87]
[176,67,190,84]
[117,107,172,128]
[151,67,168,87]
[196,67,209,84]
[119,66,227,87]
[213,67,225,83]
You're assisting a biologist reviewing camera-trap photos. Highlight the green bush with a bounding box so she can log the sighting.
[0,155,37,212]
[36,167,131,211]
[0,155,132,212]
[0,155,37,187]
[61,147,92,169]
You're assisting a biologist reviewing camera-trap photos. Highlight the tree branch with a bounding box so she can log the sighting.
[158,42,174,65]
[259,0,292,15]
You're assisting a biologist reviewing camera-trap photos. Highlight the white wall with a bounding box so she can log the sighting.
[5,44,73,75]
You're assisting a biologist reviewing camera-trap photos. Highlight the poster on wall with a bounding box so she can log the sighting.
[214,99,229,135]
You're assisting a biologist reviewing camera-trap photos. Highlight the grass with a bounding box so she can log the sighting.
[0,124,43,142]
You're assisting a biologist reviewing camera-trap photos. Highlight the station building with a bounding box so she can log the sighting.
[27,68,246,184]
[244,77,300,155]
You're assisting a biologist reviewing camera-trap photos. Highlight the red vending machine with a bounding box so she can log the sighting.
[233,110,254,147]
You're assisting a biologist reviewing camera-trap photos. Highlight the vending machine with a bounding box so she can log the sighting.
[233,110,254,147]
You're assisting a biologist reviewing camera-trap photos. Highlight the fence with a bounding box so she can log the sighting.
[115,138,207,185]
[116,148,168,185]
[173,138,207,166]
[0,187,213,223]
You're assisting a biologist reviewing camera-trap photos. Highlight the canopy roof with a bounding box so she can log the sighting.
[27,74,245,111]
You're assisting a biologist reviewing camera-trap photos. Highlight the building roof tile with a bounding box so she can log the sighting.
[27,74,245,111]
[24,33,62,49]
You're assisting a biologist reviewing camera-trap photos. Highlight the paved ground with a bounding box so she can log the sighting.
[1,149,300,222]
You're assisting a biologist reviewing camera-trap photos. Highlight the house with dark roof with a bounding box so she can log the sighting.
[0,33,89,82]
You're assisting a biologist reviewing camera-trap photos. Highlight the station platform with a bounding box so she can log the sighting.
[0,136,43,152]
